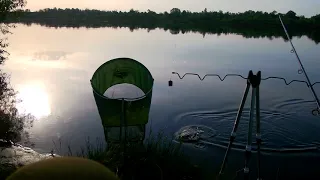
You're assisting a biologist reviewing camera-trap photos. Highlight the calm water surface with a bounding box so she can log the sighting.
[4,24,320,179]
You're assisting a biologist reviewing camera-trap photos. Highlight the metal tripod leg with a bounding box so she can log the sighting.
[244,87,256,180]
[218,81,250,177]
[218,71,262,180]
[256,86,262,180]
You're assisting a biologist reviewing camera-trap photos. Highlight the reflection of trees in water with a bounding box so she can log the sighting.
[0,0,34,145]
[14,21,320,44]
[7,8,320,43]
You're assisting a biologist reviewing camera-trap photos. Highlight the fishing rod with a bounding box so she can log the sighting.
[279,15,320,115]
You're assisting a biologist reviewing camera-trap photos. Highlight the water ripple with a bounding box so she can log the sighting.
[173,99,320,152]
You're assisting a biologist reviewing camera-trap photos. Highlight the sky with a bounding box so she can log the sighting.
[26,0,320,17]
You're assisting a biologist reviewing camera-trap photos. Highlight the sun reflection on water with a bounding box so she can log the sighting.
[16,83,51,119]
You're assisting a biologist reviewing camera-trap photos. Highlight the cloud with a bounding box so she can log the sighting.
[32,51,69,61]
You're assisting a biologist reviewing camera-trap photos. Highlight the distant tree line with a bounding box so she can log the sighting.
[6,8,320,43]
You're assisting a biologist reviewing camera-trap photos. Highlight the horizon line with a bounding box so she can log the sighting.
[23,7,319,17]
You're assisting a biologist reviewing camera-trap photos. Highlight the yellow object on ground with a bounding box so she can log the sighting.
[7,157,119,180]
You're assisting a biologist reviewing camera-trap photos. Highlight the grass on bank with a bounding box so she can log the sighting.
[73,132,203,180]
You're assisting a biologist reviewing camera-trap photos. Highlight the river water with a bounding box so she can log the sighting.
[4,24,320,179]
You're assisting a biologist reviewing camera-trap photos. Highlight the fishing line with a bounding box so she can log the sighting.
[168,43,177,87]
[172,72,311,86]
[171,72,320,115]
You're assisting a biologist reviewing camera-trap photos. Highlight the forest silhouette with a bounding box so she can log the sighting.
[6,8,320,43]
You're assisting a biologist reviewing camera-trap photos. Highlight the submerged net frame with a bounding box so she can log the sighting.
[91,58,154,142]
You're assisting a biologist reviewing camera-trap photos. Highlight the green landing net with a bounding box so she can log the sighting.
[91,58,154,129]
